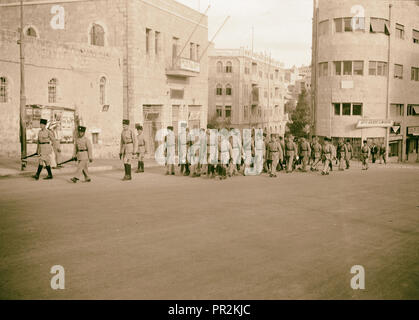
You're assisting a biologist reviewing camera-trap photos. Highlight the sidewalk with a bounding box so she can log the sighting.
[0,157,161,178]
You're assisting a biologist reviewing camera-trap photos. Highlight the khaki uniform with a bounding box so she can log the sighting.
[120,129,138,164]
[322,143,333,174]
[137,133,147,161]
[345,143,353,169]
[37,128,57,166]
[267,140,282,176]
[360,145,370,170]
[165,130,176,174]
[311,142,322,170]
[337,142,347,170]
[74,136,93,180]
[285,140,297,173]
[299,141,311,172]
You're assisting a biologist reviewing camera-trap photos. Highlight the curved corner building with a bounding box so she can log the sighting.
[312,0,419,161]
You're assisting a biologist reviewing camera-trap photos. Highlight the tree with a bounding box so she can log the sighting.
[286,89,311,137]
[207,114,231,130]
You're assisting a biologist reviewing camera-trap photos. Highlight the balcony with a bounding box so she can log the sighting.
[166,57,200,78]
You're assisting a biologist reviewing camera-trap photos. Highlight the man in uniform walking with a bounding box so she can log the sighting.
[371,142,378,163]
[135,124,147,173]
[310,136,322,171]
[267,134,282,177]
[120,119,137,181]
[360,140,370,170]
[321,137,333,175]
[165,126,176,175]
[285,135,298,173]
[337,138,347,171]
[32,118,60,180]
[379,143,386,164]
[345,139,353,169]
[71,125,93,183]
[299,137,311,172]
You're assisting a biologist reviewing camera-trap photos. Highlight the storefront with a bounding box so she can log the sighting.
[406,126,419,162]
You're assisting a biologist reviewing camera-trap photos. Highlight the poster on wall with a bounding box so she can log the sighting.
[25,105,76,144]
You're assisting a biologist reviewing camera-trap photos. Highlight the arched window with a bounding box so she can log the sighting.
[99,77,106,105]
[48,78,57,103]
[26,27,37,37]
[216,61,223,73]
[225,84,232,96]
[90,23,105,46]
[0,77,8,103]
[225,61,233,73]
[216,84,223,95]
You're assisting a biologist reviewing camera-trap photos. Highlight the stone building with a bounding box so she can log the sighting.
[0,0,209,156]
[312,0,419,162]
[0,29,123,158]
[208,47,288,135]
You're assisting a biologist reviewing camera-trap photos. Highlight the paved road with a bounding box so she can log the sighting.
[0,165,418,299]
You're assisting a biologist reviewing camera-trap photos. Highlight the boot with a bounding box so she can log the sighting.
[136,161,141,173]
[122,164,129,180]
[32,165,43,180]
[140,161,144,172]
[123,164,132,181]
[43,166,53,180]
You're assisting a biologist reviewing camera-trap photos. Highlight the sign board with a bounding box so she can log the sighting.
[341,80,354,89]
[407,126,419,135]
[356,119,393,128]
[179,57,200,73]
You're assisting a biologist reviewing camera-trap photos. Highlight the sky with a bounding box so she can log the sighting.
[175,0,313,68]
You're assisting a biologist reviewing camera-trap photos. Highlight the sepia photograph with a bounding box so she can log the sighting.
[0,0,418,308]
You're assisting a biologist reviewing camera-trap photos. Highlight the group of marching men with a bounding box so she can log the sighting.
[30,118,378,182]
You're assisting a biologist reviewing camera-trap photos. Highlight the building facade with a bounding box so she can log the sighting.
[312,0,419,162]
[0,0,209,156]
[208,47,288,135]
[0,29,123,158]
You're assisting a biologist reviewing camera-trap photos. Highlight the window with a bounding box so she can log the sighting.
[390,104,404,117]
[225,106,231,118]
[343,61,352,75]
[225,84,232,96]
[275,70,279,79]
[395,24,404,39]
[0,77,7,103]
[407,104,419,116]
[196,44,200,61]
[172,37,179,63]
[334,61,342,75]
[275,87,279,97]
[344,18,352,32]
[26,27,37,37]
[370,18,389,35]
[48,78,57,103]
[146,28,151,54]
[216,61,223,73]
[369,61,387,76]
[216,105,223,118]
[155,31,160,56]
[170,89,184,99]
[394,64,403,79]
[90,24,105,46]
[342,103,351,115]
[92,133,99,144]
[334,18,343,33]
[334,103,341,115]
[412,67,419,81]
[319,62,328,77]
[252,63,257,74]
[99,77,106,105]
[190,43,194,60]
[352,103,362,116]
[216,84,223,95]
[319,20,329,35]
[225,61,232,73]
[353,61,363,75]
[413,29,419,44]
[243,106,248,120]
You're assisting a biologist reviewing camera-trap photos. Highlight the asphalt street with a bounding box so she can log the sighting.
[0,165,418,299]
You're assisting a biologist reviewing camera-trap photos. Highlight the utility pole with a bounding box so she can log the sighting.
[19,0,27,169]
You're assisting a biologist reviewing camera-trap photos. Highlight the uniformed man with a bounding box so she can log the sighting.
[370,142,378,163]
[230,128,242,176]
[263,133,270,173]
[165,126,176,175]
[360,140,370,170]
[345,139,353,169]
[32,118,60,180]
[277,136,285,171]
[310,136,322,171]
[71,126,93,183]
[267,134,282,177]
[135,124,147,173]
[337,138,347,171]
[321,137,333,175]
[120,119,137,181]
[379,143,386,164]
[207,126,217,178]
[285,135,298,173]
[218,129,232,180]
[299,137,311,172]
[329,140,337,171]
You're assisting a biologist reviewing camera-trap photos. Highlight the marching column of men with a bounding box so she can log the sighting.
[30,118,387,182]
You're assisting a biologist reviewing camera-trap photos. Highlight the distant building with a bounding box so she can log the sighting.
[312,0,419,162]
[0,0,209,156]
[208,47,288,135]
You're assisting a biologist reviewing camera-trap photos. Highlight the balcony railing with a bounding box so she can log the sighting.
[166,57,200,77]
